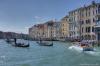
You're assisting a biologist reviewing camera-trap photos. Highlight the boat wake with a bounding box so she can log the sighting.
[68,46,100,56]
[84,50,100,56]
[68,46,83,52]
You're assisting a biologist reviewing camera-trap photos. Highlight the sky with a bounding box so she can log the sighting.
[0,0,100,34]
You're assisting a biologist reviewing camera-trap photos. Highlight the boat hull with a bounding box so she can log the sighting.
[69,45,94,51]
[37,41,53,46]
[13,43,30,47]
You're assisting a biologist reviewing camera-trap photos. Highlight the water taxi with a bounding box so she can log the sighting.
[69,42,94,51]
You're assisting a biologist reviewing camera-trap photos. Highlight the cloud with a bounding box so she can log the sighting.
[34,16,49,21]
[33,16,56,25]
[34,16,42,19]
[33,16,46,24]
[34,16,51,22]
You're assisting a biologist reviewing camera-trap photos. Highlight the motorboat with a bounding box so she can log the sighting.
[81,42,94,51]
[69,42,94,51]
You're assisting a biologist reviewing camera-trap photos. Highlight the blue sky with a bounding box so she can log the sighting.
[0,0,100,34]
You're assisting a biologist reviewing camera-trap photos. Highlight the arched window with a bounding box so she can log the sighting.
[87,35,91,40]
[92,35,96,40]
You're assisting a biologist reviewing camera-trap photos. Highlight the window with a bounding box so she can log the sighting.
[85,35,88,40]
[93,10,94,15]
[63,33,64,35]
[98,9,100,13]
[87,27,90,32]
[81,21,83,24]
[86,27,87,32]
[92,27,95,32]
[96,10,98,14]
[69,19,71,22]
[93,18,95,22]
[86,27,91,33]
[86,19,91,24]
[99,5,100,8]
[98,5,100,13]
[92,35,96,40]
[74,32,75,35]
[70,34,71,36]
[98,17,100,21]
[86,20,87,24]
[86,12,87,17]
[88,11,90,16]
[66,19,67,21]
[87,35,91,40]
[82,27,84,32]
[63,29,64,31]
[62,24,64,26]
[82,13,84,17]
[81,35,84,40]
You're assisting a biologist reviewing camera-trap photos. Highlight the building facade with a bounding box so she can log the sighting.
[80,1,100,41]
[69,9,80,40]
[54,22,61,40]
[29,20,61,40]
[61,16,69,39]
[29,1,100,41]
[68,1,100,41]
[29,25,40,40]
[45,20,58,40]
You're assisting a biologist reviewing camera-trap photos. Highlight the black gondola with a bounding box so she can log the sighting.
[38,41,53,46]
[37,40,53,46]
[14,43,30,47]
[13,38,30,47]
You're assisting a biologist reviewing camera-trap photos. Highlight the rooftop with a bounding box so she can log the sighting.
[69,1,100,13]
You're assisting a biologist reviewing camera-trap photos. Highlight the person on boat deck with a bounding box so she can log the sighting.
[14,38,17,44]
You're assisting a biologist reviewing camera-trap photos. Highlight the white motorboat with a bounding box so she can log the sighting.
[69,42,94,51]
[69,45,83,51]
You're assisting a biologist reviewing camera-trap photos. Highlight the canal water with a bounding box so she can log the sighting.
[0,39,100,66]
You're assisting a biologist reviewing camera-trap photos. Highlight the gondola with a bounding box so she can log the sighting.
[13,38,30,47]
[14,43,30,47]
[37,40,53,46]
[38,42,53,46]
